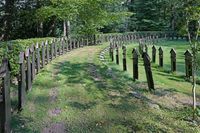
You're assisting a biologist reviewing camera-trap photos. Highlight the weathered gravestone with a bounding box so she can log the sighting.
[132,48,139,81]
[159,47,163,67]
[184,50,193,78]
[0,59,11,133]
[18,52,26,111]
[142,52,155,91]
[122,46,127,71]
[50,40,54,60]
[25,49,32,91]
[55,40,58,57]
[35,43,40,73]
[116,45,119,65]
[139,40,144,55]
[110,43,114,62]
[41,42,45,68]
[170,48,176,72]
[30,45,35,80]
[58,39,62,55]
[45,40,50,63]
[152,45,156,63]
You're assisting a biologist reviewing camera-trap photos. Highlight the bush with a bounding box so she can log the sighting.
[0,37,54,76]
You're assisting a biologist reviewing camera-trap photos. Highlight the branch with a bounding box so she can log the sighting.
[186,19,192,45]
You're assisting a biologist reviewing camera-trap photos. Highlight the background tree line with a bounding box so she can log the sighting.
[0,0,199,41]
[0,0,130,41]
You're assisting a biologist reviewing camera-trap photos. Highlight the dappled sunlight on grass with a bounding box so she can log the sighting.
[11,43,200,132]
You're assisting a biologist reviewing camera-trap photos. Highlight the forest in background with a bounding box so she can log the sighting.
[0,0,199,41]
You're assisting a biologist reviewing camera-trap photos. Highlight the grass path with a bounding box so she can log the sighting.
[11,44,200,132]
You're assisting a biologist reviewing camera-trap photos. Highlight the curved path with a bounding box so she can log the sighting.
[11,44,200,132]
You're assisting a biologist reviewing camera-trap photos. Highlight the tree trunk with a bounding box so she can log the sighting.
[1,0,15,40]
[63,20,67,37]
[37,22,43,37]
[171,5,175,31]
[66,21,70,37]
[192,44,197,120]
[47,17,56,37]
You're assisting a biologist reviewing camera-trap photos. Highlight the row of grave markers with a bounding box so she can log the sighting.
[109,37,194,92]
[0,36,91,133]
[109,40,155,91]
[97,31,189,44]
[0,32,192,133]
[139,38,193,78]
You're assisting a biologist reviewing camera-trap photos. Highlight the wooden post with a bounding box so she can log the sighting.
[55,40,57,57]
[46,40,50,63]
[30,45,35,80]
[58,39,61,56]
[116,46,119,65]
[170,48,176,72]
[152,45,156,63]
[0,59,11,133]
[132,48,139,81]
[25,49,32,91]
[142,52,155,91]
[18,52,26,111]
[110,43,114,62]
[159,47,163,67]
[51,40,54,60]
[35,43,40,73]
[184,50,193,78]
[122,46,127,71]
[41,42,45,68]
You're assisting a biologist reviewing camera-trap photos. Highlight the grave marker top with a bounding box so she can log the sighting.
[170,48,176,57]
[132,48,139,59]
[184,50,193,58]
[159,47,163,55]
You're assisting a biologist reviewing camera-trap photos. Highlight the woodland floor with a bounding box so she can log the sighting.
[11,41,200,133]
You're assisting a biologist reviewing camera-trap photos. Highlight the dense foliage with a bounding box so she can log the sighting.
[0,0,130,40]
[0,38,53,76]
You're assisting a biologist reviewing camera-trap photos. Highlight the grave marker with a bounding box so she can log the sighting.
[51,40,54,60]
[132,48,139,81]
[116,46,119,65]
[46,40,50,63]
[142,52,155,91]
[152,45,156,63]
[35,43,40,73]
[122,46,127,71]
[41,42,45,68]
[184,50,193,78]
[0,59,11,133]
[18,52,26,110]
[25,49,32,91]
[30,45,35,80]
[159,47,163,67]
[170,48,176,72]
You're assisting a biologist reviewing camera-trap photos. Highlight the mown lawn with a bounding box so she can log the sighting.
[11,41,200,133]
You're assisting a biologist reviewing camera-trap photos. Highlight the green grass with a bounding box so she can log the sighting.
[11,42,200,132]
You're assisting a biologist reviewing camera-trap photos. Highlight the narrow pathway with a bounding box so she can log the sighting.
[11,44,200,133]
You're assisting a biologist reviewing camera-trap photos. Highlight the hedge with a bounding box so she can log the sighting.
[0,37,54,76]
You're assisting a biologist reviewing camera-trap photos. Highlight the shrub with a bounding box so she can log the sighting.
[0,37,54,76]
